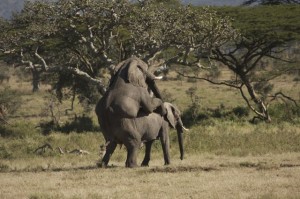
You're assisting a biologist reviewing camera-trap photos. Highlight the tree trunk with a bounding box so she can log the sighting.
[240,74,271,122]
[31,69,40,92]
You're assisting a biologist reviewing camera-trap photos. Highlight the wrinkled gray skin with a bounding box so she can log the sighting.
[139,102,185,167]
[97,102,184,168]
[101,56,165,119]
[95,56,168,168]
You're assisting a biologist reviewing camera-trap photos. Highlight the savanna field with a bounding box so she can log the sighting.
[1,63,300,199]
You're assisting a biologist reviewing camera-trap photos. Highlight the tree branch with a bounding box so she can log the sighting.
[268,91,299,107]
[176,70,241,89]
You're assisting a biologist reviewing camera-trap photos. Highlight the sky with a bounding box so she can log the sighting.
[0,0,245,19]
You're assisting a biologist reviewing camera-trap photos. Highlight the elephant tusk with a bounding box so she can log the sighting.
[182,126,189,131]
[154,76,163,80]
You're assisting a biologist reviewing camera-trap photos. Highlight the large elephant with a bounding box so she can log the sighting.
[97,102,187,168]
[96,56,165,149]
[95,56,168,167]
[99,56,165,119]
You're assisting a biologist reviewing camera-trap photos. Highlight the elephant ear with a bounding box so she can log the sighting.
[165,102,176,129]
[127,58,148,88]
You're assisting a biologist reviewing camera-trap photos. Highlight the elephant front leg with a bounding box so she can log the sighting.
[141,140,154,167]
[97,141,117,168]
[160,127,171,165]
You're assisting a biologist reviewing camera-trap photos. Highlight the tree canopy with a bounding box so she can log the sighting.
[242,0,300,5]
[1,0,299,122]
[0,0,237,99]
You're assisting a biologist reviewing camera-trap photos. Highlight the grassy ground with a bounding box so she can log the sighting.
[1,122,300,199]
[1,64,300,199]
[1,153,300,199]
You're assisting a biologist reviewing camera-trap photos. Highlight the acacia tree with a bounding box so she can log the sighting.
[179,5,300,122]
[0,0,236,102]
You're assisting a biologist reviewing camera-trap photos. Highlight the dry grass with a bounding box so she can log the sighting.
[1,153,300,199]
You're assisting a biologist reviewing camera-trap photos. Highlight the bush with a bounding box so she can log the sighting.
[39,120,58,135]
[182,104,251,126]
[0,162,10,172]
[0,87,22,116]
[0,122,40,138]
[269,103,300,122]
[39,115,98,134]
[58,115,98,133]
[232,106,250,117]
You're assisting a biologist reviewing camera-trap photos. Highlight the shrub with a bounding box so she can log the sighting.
[232,106,250,117]
[269,103,300,122]
[0,87,22,116]
[57,114,97,133]
[0,145,12,159]
[0,122,40,138]
[39,115,98,134]
[0,162,10,172]
[39,120,57,135]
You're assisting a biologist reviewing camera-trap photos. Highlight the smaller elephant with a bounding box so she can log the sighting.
[98,102,188,168]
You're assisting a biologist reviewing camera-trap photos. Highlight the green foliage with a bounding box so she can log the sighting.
[0,121,40,138]
[182,103,251,126]
[161,89,176,103]
[182,86,202,125]
[39,120,58,135]
[253,81,274,98]
[207,5,300,122]
[39,115,98,135]
[215,5,300,40]
[232,106,250,117]
[268,103,300,122]
[242,0,300,6]
[0,87,22,115]
[0,0,237,100]
[58,115,98,133]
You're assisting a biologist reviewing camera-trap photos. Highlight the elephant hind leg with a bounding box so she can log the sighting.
[141,140,154,167]
[97,141,117,168]
[124,139,141,168]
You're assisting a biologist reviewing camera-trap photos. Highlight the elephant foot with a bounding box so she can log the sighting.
[96,160,107,168]
[125,162,138,168]
[164,161,170,166]
[141,163,149,167]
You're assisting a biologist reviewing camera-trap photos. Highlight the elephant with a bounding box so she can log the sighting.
[96,56,165,153]
[97,102,187,168]
[100,56,165,119]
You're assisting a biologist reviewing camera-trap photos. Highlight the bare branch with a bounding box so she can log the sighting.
[268,92,299,107]
[176,70,241,89]
[20,49,35,69]
[46,65,107,95]
[34,47,49,71]
[34,143,53,154]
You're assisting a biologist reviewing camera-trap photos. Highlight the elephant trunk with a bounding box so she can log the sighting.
[176,117,189,160]
[176,123,184,160]
[146,75,163,99]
